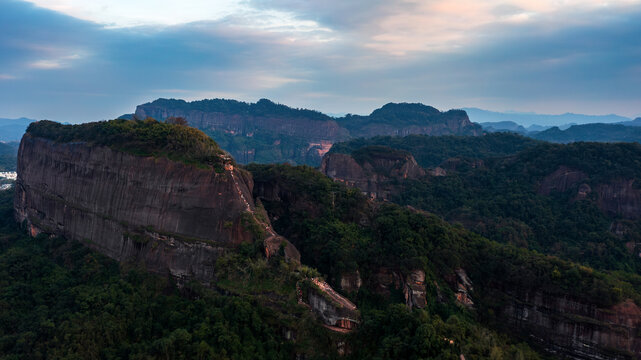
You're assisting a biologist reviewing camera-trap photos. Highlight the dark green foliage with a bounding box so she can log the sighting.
[26,119,228,168]
[0,142,18,171]
[248,164,641,310]
[248,164,641,358]
[144,98,332,122]
[392,141,641,273]
[351,305,541,360]
[331,135,641,274]
[336,103,479,134]
[330,133,541,167]
[0,190,327,360]
[351,146,411,166]
[513,141,641,182]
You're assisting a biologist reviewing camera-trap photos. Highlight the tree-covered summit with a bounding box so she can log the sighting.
[26,118,229,169]
[142,98,333,122]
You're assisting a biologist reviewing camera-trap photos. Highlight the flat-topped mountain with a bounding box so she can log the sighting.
[134,98,481,166]
[15,119,258,284]
[9,118,641,359]
[337,103,482,138]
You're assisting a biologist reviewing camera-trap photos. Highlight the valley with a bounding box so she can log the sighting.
[1,105,641,359]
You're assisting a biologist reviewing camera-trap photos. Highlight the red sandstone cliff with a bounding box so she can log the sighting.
[321,149,425,200]
[14,134,258,284]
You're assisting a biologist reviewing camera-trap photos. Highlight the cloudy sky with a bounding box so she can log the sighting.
[1,0,640,122]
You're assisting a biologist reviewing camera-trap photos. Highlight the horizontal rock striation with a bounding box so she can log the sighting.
[321,149,425,200]
[135,99,481,166]
[15,134,256,284]
[501,291,641,360]
[538,166,641,219]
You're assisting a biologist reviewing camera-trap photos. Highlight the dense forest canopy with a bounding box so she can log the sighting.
[142,98,332,122]
[249,164,641,307]
[0,142,18,171]
[330,136,641,274]
[330,133,542,167]
[26,119,228,169]
[336,103,475,131]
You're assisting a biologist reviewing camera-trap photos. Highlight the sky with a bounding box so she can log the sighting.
[0,0,640,123]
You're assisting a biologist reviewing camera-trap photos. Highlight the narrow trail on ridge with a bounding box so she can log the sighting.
[227,164,276,238]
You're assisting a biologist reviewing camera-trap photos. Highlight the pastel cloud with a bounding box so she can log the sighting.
[0,0,639,122]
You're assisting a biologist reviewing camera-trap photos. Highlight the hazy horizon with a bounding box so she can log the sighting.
[1,0,640,123]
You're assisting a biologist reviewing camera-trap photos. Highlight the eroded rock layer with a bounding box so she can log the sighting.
[14,134,255,284]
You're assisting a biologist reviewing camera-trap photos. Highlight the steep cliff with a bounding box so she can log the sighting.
[499,291,641,359]
[249,163,641,359]
[14,120,359,336]
[321,146,426,199]
[15,133,257,284]
[337,103,482,138]
[135,98,347,142]
[134,98,482,166]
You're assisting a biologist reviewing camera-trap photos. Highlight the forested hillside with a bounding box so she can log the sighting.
[326,135,641,275]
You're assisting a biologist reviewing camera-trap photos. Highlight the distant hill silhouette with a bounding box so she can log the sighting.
[0,117,36,141]
[135,98,481,165]
[532,123,641,143]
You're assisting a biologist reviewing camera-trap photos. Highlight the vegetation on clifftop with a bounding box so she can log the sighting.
[330,132,542,167]
[249,164,641,308]
[143,98,332,122]
[27,118,228,169]
[330,135,641,274]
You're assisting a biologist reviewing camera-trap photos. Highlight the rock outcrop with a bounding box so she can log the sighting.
[340,271,362,294]
[538,166,588,195]
[304,278,360,332]
[538,166,641,219]
[135,99,481,166]
[596,179,641,219]
[15,134,258,285]
[337,104,482,138]
[501,292,641,360]
[15,130,355,333]
[369,267,427,309]
[321,147,425,200]
[136,98,347,144]
[404,269,428,309]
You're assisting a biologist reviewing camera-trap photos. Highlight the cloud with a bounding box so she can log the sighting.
[0,0,640,122]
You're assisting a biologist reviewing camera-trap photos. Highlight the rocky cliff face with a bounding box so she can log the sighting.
[537,166,588,195]
[597,179,641,219]
[135,104,347,143]
[538,166,641,219]
[305,278,360,331]
[135,99,481,166]
[368,267,427,309]
[14,134,256,284]
[340,106,482,138]
[500,291,641,359]
[15,132,356,332]
[321,150,425,200]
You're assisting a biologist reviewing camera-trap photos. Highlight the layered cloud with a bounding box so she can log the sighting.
[1,0,640,121]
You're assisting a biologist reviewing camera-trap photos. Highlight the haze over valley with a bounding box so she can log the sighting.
[1,0,641,359]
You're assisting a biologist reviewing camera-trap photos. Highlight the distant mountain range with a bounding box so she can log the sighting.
[464,107,633,127]
[0,118,36,141]
[467,108,641,143]
[5,103,641,161]
[531,123,641,143]
[134,98,481,165]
